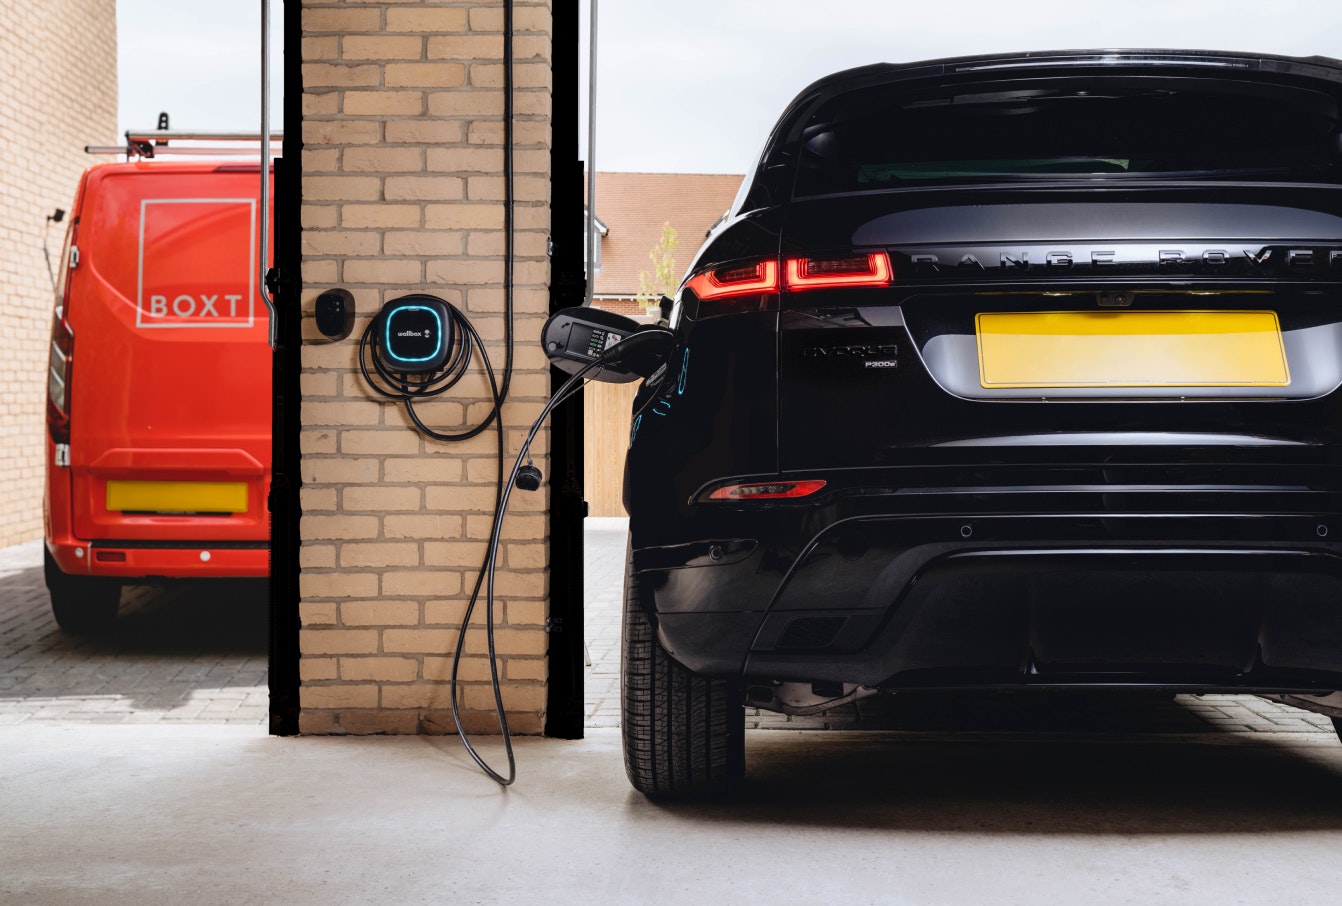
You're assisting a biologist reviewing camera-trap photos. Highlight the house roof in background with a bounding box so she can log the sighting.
[582,208,609,235]
[588,171,744,298]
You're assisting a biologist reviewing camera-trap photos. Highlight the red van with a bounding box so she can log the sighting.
[44,159,272,632]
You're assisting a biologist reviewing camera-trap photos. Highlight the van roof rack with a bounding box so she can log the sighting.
[86,129,284,159]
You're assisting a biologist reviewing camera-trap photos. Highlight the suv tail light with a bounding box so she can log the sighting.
[785,252,892,290]
[682,251,893,318]
[683,260,780,317]
[47,308,73,444]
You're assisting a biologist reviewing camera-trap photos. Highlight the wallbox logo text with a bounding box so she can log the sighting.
[137,198,257,328]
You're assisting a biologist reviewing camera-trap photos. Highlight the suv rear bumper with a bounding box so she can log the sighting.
[636,510,1342,693]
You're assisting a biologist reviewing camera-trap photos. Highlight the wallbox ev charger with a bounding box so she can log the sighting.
[378,295,451,374]
[360,293,500,443]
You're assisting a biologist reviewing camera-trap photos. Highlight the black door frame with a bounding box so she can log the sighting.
[545,2,587,739]
[267,0,303,735]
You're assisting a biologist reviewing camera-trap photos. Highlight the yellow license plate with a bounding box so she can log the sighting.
[976,310,1291,389]
[106,481,249,514]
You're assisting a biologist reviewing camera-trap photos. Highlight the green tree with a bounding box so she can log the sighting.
[635,222,678,315]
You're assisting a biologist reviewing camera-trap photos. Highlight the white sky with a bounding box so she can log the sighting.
[117,0,283,138]
[117,1,1342,171]
[580,0,1342,173]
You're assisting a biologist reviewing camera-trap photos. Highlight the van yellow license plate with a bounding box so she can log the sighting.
[976,310,1291,388]
[106,481,248,514]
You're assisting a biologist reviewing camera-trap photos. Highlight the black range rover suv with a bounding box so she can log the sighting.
[548,49,1342,797]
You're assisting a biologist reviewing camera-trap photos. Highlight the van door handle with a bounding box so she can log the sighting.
[259,0,277,348]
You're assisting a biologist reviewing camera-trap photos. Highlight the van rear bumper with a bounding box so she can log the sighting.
[47,539,269,580]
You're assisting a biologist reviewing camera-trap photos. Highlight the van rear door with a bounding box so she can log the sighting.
[64,162,271,556]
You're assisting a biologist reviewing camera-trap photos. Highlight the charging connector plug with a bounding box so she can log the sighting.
[514,463,542,491]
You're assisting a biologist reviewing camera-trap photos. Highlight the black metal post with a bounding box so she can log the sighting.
[267,0,303,736]
[544,2,587,739]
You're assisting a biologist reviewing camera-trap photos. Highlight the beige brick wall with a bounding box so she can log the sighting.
[299,0,554,735]
[0,1,117,548]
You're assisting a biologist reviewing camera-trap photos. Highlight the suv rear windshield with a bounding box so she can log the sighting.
[793,76,1342,196]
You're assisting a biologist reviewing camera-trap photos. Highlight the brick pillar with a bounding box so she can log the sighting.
[298,0,553,735]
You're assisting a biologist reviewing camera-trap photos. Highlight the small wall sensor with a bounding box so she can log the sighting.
[315,288,355,341]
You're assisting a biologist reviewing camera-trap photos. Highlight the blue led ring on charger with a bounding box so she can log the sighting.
[378,295,452,374]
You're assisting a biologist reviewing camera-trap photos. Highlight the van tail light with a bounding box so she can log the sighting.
[47,309,73,444]
[702,479,827,502]
[785,252,892,290]
[683,260,780,316]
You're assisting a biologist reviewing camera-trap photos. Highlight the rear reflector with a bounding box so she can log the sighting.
[705,479,827,501]
[785,252,892,290]
[685,260,780,301]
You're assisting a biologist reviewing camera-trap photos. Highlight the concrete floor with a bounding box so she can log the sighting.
[5,723,1342,904]
[7,522,1342,903]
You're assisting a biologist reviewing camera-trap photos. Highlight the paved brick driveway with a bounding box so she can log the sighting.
[0,540,268,725]
[4,524,1336,739]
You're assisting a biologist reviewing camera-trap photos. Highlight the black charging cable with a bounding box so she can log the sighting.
[446,324,670,783]
[358,303,511,782]
[447,355,612,784]
[437,319,671,783]
[349,0,537,787]
[361,297,660,784]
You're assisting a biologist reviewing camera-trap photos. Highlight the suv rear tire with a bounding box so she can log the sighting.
[621,546,745,798]
[44,548,121,634]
